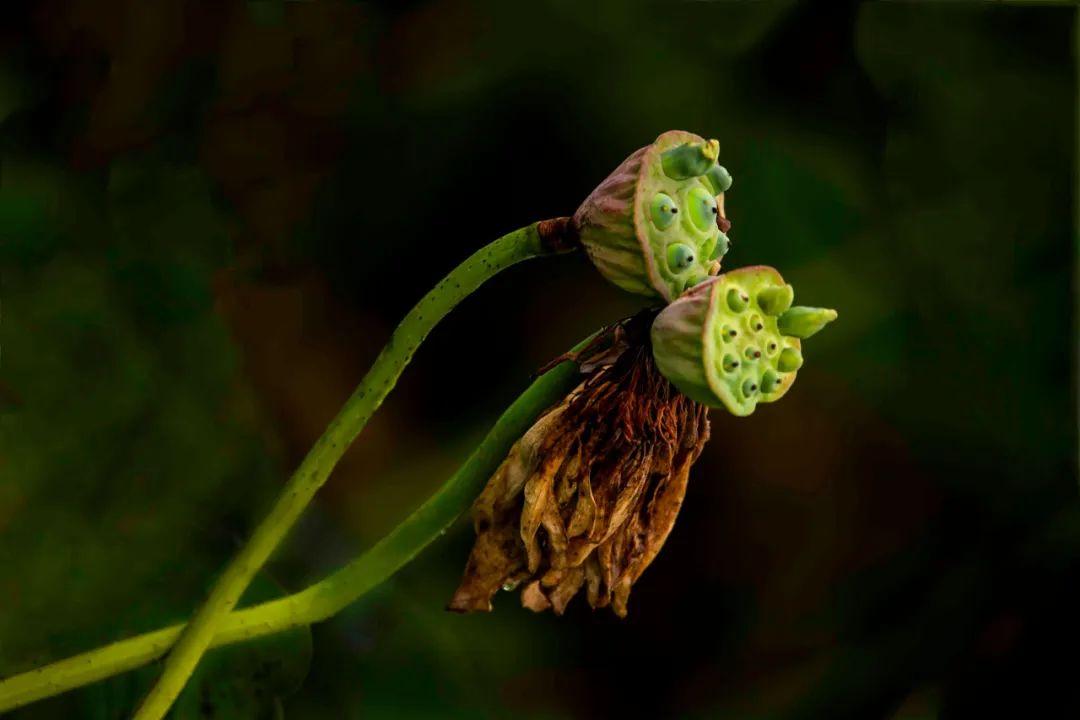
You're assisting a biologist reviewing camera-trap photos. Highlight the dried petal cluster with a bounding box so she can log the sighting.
[448,315,710,617]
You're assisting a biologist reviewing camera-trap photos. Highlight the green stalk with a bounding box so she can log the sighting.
[0,335,588,714]
[132,221,577,719]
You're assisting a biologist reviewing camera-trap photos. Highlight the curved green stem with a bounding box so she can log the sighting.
[132,222,575,720]
[0,339,587,714]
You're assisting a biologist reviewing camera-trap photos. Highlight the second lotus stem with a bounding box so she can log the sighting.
[132,219,579,720]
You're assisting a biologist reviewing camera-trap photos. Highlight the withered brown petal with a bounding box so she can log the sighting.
[449,311,710,616]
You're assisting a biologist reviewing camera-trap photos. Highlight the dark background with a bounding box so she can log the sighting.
[1,1,1077,718]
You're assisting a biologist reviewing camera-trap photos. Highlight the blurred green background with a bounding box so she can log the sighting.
[1,1,1076,718]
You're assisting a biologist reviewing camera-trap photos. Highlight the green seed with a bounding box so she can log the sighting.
[726,287,748,312]
[710,232,730,261]
[687,186,718,232]
[757,284,794,315]
[741,379,758,398]
[705,163,733,194]
[778,347,803,372]
[722,354,739,372]
[661,140,719,180]
[744,346,761,361]
[667,243,696,272]
[761,370,779,393]
[650,192,678,230]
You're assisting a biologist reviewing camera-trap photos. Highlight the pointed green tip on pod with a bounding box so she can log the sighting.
[661,141,718,180]
[756,283,794,315]
[705,164,733,195]
[777,306,838,339]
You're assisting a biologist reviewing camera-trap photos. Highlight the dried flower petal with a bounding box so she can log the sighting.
[449,313,710,617]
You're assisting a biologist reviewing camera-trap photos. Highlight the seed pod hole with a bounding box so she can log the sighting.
[741,379,758,398]
[722,354,739,372]
[746,313,764,332]
[744,346,761,361]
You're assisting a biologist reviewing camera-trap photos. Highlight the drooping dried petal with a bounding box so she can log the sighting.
[449,312,710,617]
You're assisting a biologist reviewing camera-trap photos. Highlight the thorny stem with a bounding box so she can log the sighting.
[131,220,579,720]
[0,332,591,714]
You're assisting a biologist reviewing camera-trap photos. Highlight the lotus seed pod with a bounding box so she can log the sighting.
[777,306,838,339]
[650,266,837,416]
[573,130,735,302]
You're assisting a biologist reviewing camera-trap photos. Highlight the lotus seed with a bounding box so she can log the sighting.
[687,186,719,232]
[650,193,677,230]
[757,284,794,315]
[727,288,748,312]
[705,164,733,194]
[761,370,779,393]
[710,232,730,260]
[667,243,696,272]
[778,347,803,372]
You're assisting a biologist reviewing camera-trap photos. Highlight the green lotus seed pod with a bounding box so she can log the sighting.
[573,130,734,302]
[777,306,839,339]
[661,139,719,180]
[650,266,836,416]
[756,283,794,315]
[705,164,733,194]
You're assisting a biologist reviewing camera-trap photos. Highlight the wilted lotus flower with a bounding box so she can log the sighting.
[574,130,734,302]
[448,312,710,617]
[448,267,836,617]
